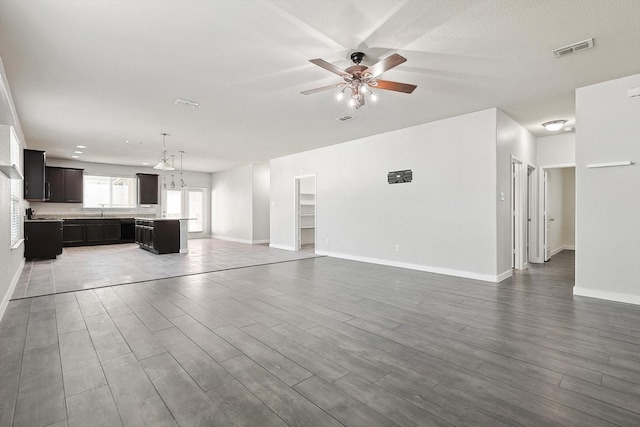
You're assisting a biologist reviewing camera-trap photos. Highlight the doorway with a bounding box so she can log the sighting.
[165,187,207,238]
[541,166,576,261]
[294,175,316,252]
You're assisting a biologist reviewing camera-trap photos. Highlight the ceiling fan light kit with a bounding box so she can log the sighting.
[302,51,417,110]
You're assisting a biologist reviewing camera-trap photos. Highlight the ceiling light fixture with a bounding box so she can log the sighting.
[77,145,86,149]
[169,155,176,189]
[302,51,416,110]
[153,133,175,171]
[179,151,186,188]
[74,150,83,154]
[174,98,199,108]
[542,120,567,132]
[71,155,79,159]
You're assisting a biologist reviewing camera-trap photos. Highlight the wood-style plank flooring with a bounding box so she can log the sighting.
[2,247,640,426]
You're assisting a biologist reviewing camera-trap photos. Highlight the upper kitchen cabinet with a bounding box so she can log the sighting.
[24,149,47,201]
[137,173,158,204]
[46,166,84,203]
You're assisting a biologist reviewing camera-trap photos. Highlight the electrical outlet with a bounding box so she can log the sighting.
[395,245,400,252]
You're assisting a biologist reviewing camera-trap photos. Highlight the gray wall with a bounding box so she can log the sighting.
[575,73,640,304]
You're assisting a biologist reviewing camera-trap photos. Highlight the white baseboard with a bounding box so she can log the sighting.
[550,247,564,257]
[497,270,513,282]
[0,257,25,322]
[574,287,640,306]
[316,250,503,283]
[212,235,270,245]
[269,243,296,251]
[563,245,575,251]
[253,239,270,245]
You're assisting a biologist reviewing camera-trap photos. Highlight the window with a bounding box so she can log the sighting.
[84,175,136,208]
[10,128,21,246]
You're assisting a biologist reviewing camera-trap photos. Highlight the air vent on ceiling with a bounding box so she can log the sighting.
[174,98,199,108]
[552,38,594,58]
[336,115,354,122]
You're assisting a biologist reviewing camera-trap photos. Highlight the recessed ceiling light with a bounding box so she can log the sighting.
[142,162,149,165]
[77,145,86,149]
[74,150,83,154]
[125,140,143,145]
[71,155,79,159]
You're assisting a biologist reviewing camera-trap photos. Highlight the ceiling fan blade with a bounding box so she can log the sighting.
[301,83,343,95]
[373,79,417,94]
[363,53,407,78]
[309,58,349,77]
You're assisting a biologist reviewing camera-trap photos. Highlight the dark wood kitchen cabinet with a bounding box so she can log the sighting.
[85,221,104,243]
[63,218,132,246]
[137,173,158,204]
[63,219,86,245]
[135,219,179,254]
[24,220,63,260]
[24,149,47,201]
[103,219,121,242]
[46,166,84,203]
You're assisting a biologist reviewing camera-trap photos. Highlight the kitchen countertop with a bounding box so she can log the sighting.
[25,219,63,222]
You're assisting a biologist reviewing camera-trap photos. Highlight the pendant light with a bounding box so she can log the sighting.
[153,133,175,171]
[179,151,186,188]
[169,155,176,189]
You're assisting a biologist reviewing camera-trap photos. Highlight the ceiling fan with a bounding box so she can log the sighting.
[301,51,417,109]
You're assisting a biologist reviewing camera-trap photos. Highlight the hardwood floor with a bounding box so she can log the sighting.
[1,247,640,426]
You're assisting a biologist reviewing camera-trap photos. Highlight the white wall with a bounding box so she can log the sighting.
[252,163,270,243]
[496,110,537,274]
[0,58,26,320]
[271,109,502,281]
[537,133,575,166]
[575,73,640,304]
[211,163,270,244]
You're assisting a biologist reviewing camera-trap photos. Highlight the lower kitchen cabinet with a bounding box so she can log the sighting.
[25,221,63,260]
[63,220,86,245]
[135,219,179,254]
[63,218,132,246]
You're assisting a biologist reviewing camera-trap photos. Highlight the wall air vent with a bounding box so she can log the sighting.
[336,115,354,122]
[552,38,594,58]
[174,98,199,108]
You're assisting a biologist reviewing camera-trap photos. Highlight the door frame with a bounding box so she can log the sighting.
[511,157,526,270]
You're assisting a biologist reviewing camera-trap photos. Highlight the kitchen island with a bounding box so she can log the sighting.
[134,218,190,254]
[24,219,63,260]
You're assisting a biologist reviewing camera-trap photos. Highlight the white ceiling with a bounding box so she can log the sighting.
[1,0,639,173]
